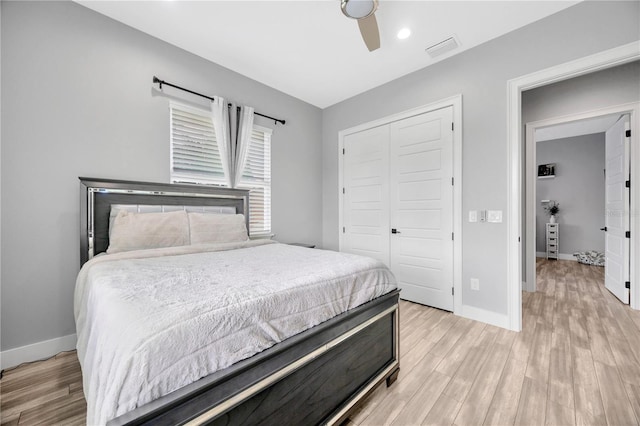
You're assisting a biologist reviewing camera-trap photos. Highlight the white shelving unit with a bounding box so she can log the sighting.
[546,223,559,260]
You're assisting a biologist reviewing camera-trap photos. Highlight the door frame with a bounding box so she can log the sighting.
[524,103,639,294]
[507,41,640,331]
[338,95,463,315]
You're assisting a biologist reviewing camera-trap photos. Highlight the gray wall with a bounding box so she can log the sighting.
[322,1,640,315]
[1,1,323,351]
[536,134,605,255]
[522,61,640,124]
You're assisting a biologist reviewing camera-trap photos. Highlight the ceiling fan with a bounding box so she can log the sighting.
[341,0,380,52]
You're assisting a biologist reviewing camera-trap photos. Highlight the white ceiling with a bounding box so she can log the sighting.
[535,114,622,142]
[77,0,579,108]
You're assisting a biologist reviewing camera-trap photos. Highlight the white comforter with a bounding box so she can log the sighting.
[74,240,396,425]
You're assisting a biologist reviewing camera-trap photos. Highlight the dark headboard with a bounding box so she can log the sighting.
[79,177,249,266]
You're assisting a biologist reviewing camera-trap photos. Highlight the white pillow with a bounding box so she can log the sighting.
[188,213,249,244]
[107,210,190,254]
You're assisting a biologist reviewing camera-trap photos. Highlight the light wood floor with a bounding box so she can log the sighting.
[2,259,639,425]
[347,259,640,425]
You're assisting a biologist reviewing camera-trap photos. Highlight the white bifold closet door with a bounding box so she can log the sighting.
[342,106,454,311]
[390,108,453,311]
[342,125,391,265]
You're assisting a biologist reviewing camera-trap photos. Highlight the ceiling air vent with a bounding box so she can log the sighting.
[425,36,459,58]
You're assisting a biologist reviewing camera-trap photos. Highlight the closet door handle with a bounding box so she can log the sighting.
[391,228,401,234]
[600,227,607,231]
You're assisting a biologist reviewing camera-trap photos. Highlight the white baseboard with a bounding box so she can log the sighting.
[536,252,577,261]
[460,304,510,330]
[1,334,77,370]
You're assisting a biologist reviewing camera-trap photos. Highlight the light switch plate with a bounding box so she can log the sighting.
[488,210,503,223]
[469,210,478,222]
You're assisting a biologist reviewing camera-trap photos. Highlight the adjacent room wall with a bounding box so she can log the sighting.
[536,133,605,256]
[522,61,640,124]
[1,1,323,353]
[322,1,640,318]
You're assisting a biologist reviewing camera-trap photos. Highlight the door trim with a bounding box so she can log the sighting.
[524,103,639,294]
[508,41,640,331]
[338,95,463,315]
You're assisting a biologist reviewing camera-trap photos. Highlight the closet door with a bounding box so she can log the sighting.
[342,125,390,266]
[389,107,454,311]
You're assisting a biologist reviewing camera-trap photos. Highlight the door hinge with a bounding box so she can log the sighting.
[342,148,345,155]
[625,281,631,289]
[452,287,454,296]
[342,227,345,233]
[342,187,345,194]
[626,231,631,238]
[626,180,631,188]
[626,130,631,138]
[451,177,454,186]
[451,122,454,131]
[452,232,454,241]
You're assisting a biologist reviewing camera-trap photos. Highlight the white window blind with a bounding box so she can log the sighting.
[169,102,272,237]
[170,102,227,186]
[238,126,272,237]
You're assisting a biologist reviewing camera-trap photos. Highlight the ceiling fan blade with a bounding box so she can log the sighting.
[357,13,380,52]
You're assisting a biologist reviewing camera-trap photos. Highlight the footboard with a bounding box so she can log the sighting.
[109,290,400,426]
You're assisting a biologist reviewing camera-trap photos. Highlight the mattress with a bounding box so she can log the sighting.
[74,240,397,425]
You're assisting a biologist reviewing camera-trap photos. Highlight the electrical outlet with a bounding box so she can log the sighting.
[470,278,480,291]
[469,210,478,222]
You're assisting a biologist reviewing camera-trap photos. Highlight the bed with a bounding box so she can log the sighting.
[76,177,400,426]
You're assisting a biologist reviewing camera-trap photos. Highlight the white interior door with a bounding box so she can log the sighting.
[342,125,390,265]
[604,114,630,304]
[390,107,454,311]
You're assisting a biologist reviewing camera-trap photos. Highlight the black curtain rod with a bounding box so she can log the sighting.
[152,76,286,125]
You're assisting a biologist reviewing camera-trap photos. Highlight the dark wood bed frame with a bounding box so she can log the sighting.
[79,177,400,426]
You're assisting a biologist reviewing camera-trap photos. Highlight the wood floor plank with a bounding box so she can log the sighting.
[361,353,441,425]
[348,381,389,425]
[0,412,19,426]
[573,383,606,426]
[546,400,575,426]
[434,321,486,378]
[453,342,511,426]
[17,391,86,426]
[514,376,547,426]
[623,382,640,424]
[421,392,462,426]
[442,327,498,403]
[390,371,450,426]
[0,387,69,421]
[593,361,638,425]
[524,322,552,391]
[427,316,469,358]
[608,337,640,387]
[409,313,459,357]
[548,332,574,410]
[483,355,527,426]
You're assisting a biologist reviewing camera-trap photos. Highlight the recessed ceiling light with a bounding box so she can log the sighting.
[397,28,411,40]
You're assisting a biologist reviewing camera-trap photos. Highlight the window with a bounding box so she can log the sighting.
[170,102,227,186]
[169,102,272,237]
[237,126,272,237]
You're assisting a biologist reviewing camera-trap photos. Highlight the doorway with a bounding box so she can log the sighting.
[524,109,634,306]
[506,42,640,331]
